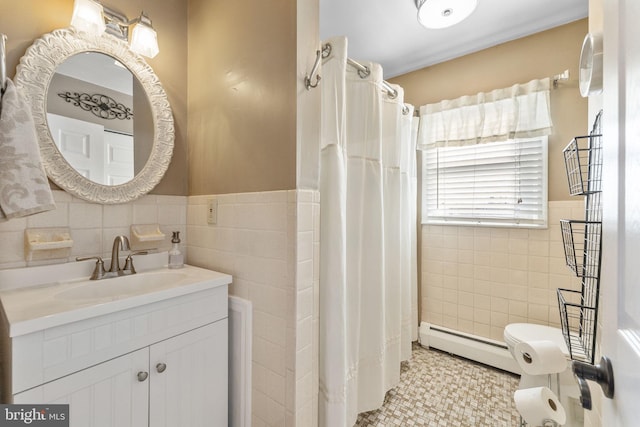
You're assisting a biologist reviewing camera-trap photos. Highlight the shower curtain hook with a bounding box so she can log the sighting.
[305,49,323,90]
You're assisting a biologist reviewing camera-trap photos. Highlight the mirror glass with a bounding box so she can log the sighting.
[47,52,153,186]
[15,28,174,204]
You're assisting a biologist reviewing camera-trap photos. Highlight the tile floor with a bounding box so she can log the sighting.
[355,344,521,426]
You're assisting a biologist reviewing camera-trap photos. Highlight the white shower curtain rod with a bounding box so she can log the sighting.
[305,43,412,115]
[344,55,412,115]
[345,57,398,99]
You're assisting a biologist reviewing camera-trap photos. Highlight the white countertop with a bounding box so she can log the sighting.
[0,254,232,337]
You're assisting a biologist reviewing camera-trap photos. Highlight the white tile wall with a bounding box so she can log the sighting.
[0,191,187,270]
[187,190,320,427]
[0,189,319,426]
[421,200,585,342]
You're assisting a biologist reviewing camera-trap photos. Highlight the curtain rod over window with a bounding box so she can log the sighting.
[552,69,570,88]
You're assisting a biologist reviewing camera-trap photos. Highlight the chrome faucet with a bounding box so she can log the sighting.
[76,236,147,280]
[109,235,131,274]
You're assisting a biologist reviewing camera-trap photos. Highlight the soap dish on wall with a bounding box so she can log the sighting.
[130,224,166,250]
[24,228,73,262]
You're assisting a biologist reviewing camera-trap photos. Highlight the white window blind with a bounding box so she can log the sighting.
[422,137,548,227]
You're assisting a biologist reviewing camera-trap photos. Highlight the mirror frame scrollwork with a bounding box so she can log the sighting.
[15,27,174,204]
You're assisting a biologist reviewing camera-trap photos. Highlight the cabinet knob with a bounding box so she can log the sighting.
[137,371,149,382]
[156,363,167,373]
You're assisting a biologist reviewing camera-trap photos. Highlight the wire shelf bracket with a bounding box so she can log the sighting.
[558,110,603,365]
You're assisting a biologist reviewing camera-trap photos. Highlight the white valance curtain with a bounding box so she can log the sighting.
[318,36,417,427]
[418,78,552,148]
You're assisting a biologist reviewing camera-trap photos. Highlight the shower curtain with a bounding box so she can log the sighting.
[318,36,417,427]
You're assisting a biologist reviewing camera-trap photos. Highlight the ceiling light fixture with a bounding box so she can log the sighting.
[70,0,160,58]
[415,0,478,29]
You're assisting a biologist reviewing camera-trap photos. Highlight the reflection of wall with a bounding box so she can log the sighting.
[133,78,153,175]
[48,73,134,135]
[1,0,188,196]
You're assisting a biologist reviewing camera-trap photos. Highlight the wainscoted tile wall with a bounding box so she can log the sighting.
[0,190,187,270]
[187,190,320,427]
[421,200,585,342]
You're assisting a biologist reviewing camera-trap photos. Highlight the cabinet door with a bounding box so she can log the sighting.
[13,348,149,427]
[149,320,228,427]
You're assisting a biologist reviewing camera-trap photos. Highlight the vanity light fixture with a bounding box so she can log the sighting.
[70,0,106,35]
[129,13,159,58]
[415,0,478,29]
[70,0,160,58]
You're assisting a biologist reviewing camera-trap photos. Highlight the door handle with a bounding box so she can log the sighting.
[572,356,614,409]
[156,362,167,373]
[137,371,149,382]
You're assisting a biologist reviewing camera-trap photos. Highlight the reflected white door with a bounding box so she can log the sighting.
[47,113,105,182]
[601,0,640,424]
[46,114,134,185]
[104,131,134,185]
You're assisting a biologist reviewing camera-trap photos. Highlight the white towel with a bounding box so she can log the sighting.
[0,79,55,220]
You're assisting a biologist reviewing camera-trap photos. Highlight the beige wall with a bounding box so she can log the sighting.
[1,0,188,196]
[187,0,298,195]
[392,20,592,345]
[391,19,589,202]
[421,201,584,342]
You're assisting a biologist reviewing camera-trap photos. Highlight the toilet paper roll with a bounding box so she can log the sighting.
[514,386,566,426]
[514,340,567,375]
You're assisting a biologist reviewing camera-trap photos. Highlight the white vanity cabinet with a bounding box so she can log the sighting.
[0,264,231,427]
[14,347,150,426]
[13,321,227,427]
[149,320,227,427]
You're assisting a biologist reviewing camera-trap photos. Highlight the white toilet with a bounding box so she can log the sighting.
[504,323,584,427]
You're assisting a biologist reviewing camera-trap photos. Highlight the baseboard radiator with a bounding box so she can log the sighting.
[419,322,521,375]
[229,295,253,427]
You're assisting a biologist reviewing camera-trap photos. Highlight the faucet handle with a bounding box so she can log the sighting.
[76,256,107,280]
[123,251,148,275]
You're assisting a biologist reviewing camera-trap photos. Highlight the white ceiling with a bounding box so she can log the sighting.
[56,52,133,95]
[320,0,588,78]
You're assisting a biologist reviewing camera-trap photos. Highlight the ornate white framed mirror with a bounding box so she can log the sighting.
[15,27,174,204]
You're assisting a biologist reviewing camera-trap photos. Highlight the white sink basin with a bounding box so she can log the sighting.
[0,253,232,337]
[54,271,190,301]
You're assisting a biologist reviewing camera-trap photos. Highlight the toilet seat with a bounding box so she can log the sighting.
[504,323,569,357]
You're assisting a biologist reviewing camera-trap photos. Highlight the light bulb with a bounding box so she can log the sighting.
[130,18,159,58]
[70,0,106,35]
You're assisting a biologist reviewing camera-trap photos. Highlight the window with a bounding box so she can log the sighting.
[422,137,548,228]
